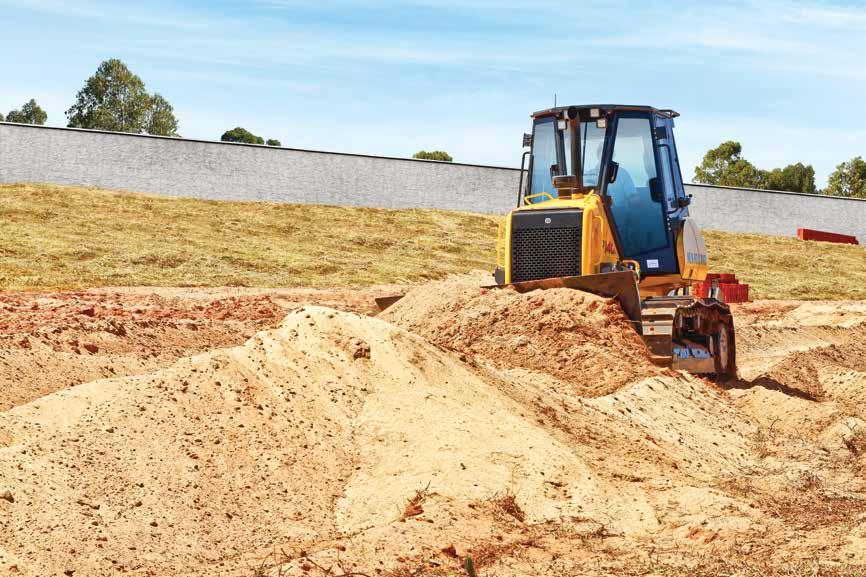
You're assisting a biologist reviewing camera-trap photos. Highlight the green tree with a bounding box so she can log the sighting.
[266,138,281,147]
[0,112,4,122]
[67,59,150,132]
[413,150,453,162]
[6,99,48,125]
[764,162,816,194]
[66,59,179,135]
[221,127,264,145]
[693,141,765,188]
[145,94,179,137]
[824,156,866,199]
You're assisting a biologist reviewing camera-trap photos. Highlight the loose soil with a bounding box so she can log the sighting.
[380,273,664,396]
[0,286,394,412]
[1,277,865,577]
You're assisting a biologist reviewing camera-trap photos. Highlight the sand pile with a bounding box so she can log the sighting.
[2,289,866,576]
[0,307,390,575]
[380,275,662,397]
[731,301,866,448]
[1,301,771,576]
[0,284,398,413]
[0,291,286,411]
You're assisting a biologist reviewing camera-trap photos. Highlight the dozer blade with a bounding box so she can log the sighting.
[488,270,643,326]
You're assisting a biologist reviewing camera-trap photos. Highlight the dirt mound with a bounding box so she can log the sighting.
[730,301,866,485]
[0,292,284,412]
[0,307,391,575]
[0,287,398,412]
[380,275,662,397]
[2,291,866,576]
[733,302,866,416]
[0,304,772,577]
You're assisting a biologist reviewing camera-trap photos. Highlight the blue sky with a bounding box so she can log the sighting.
[2,0,865,187]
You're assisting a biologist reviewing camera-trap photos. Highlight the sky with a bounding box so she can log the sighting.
[2,0,865,187]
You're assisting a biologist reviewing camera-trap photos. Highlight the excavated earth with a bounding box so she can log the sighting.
[1,276,865,577]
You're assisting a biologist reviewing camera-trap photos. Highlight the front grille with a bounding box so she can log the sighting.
[511,226,582,282]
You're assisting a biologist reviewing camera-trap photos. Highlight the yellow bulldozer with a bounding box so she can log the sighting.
[492,104,735,377]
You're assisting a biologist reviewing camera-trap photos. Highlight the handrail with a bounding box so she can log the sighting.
[622,259,642,278]
[516,151,530,207]
[523,191,555,204]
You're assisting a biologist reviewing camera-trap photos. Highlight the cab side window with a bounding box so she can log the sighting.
[529,118,556,201]
[608,115,669,257]
[658,145,677,211]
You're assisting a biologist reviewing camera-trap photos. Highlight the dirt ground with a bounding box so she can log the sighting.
[0,286,395,412]
[1,276,865,577]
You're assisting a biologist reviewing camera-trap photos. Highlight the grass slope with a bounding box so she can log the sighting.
[2,183,864,299]
[704,230,866,300]
[0,183,498,289]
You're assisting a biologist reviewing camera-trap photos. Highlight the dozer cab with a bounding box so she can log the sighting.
[493,104,735,377]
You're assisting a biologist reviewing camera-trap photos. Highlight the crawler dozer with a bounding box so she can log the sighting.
[493,105,735,377]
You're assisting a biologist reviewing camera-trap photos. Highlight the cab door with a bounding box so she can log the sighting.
[654,114,690,219]
[604,112,678,274]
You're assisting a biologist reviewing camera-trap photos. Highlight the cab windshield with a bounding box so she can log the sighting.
[528,118,608,202]
[579,121,606,188]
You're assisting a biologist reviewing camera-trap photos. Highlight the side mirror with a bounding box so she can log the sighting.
[549,164,559,181]
[608,161,619,184]
[553,175,578,190]
[649,177,663,203]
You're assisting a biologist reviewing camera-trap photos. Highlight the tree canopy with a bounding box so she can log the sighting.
[693,141,816,193]
[221,127,264,145]
[413,150,453,162]
[145,94,179,137]
[764,163,816,194]
[220,127,282,146]
[824,156,866,199]
[66,59,179,136]
[6,99,47,125]
[693,141,765,189]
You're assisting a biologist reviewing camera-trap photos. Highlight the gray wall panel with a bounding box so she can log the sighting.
[0,123,521,213]
[2,122,864,243]
[685,184,866,243]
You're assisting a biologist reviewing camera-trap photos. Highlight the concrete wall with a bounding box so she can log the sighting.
[2,122,865,243]
[685,184,866,244]
[0,122,520,214]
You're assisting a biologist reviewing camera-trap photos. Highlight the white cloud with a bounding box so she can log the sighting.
[0,0,237,31]
[783,3,866,28]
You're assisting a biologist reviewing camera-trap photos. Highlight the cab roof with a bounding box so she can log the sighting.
[531,104,679,119]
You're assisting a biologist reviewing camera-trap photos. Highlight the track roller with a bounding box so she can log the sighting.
[641,296,736,378]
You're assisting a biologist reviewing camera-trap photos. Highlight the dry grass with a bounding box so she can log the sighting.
[399,483,431,521]
[704,229,866,300]
[0,183,497,290]
[490,490,526,523]
[1,183,864,299]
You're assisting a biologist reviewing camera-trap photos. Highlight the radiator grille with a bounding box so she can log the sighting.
[511,226,582,282]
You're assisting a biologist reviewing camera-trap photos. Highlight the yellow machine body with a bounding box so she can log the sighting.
[487,104,736,376]
[496,192,709,299]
